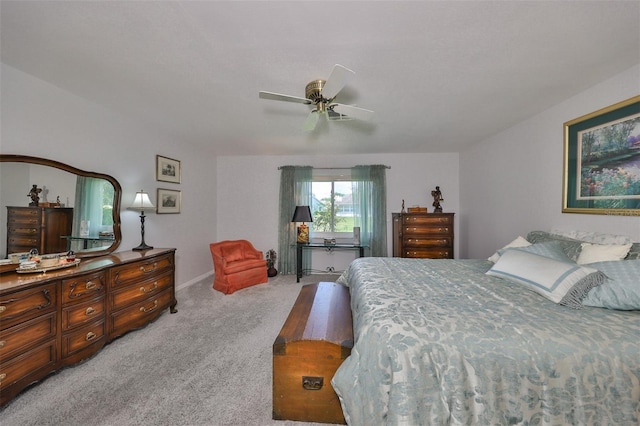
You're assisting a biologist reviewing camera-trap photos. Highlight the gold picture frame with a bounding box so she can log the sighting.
[562,95,640,216]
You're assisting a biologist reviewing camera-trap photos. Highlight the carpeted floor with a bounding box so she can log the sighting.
[0,273,343,426]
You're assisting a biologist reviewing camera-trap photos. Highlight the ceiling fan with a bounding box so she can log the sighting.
[259,64,374,131]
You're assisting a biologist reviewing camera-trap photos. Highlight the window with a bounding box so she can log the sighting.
[311,179,355,235]
[101,181,114,226]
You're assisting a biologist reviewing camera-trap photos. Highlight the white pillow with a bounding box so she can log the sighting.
[576,243,632,264]
[488,236,531,263]
[486,249,606,308]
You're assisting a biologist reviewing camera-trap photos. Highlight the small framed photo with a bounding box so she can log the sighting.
[156,155,181,184]
[563,95,640,215]
[157,188,181,214]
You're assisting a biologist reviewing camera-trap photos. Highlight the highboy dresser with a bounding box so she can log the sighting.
[392,212,455,258]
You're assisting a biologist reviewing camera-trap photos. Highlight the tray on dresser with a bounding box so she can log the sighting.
[16,259,81,274]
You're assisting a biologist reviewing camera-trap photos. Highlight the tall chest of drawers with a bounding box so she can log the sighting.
[0,248,176,407]
[6,206,73,256]
[392,212,455,258]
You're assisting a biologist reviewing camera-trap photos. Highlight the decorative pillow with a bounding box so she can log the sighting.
[549,229,632,245]
[525,231,583,261]
[512,241,573,263]
[221,244,244,262]
[488,236,531,263]
[583,260,640,310]
[486,249,607,309]
[626,243,640,260]
[576,243,632,265]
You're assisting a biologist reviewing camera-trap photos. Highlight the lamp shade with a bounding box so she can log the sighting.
[291,205,313,223]
[128,190,155,211]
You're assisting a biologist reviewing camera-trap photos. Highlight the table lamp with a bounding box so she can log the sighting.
[128,190,155,251]
[291,205,313,244]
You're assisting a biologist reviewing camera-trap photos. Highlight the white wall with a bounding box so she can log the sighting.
[1,64,218,286]
[216,153,460,272]
[460,64,640,259]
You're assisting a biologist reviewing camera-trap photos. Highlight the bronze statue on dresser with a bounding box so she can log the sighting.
[431,186,443,213]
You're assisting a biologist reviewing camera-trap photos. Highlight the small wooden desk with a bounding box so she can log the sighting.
[295,243,366,282]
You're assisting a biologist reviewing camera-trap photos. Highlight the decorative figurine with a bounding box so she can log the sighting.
[28,184,42,206]
[401,199,405,213]
[431,186,444,213]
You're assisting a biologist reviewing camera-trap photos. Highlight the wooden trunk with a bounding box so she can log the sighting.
[273,282,353,424]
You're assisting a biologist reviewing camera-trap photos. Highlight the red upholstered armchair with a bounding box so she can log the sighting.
[210,240,268,294]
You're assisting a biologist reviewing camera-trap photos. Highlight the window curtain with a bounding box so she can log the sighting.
[278,166,313,275]
[72,177,104,250]
[352,165,387,257]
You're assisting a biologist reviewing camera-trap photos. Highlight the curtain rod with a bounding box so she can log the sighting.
[277,165,391,170]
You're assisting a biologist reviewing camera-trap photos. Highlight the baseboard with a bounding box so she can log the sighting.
[176,270,213,291]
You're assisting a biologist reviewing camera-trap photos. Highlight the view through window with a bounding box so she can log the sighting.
[311,179,354,234]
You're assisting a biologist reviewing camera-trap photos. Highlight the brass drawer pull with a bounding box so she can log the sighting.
[86,332,97,341]
[139,262,158,273]
[0,373,6,382]
[140,282,158,293]
[0,306,6,314]
[85,281,97,290]
[302,376,324,391]
[85,307,96,316]
[0,340,6,349]
[140,300,158,313]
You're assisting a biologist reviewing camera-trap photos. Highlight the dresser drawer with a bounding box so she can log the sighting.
[0,284,57,327]
[111,254,173,288]
[110,288,173,338]
[7,236,39,249]
[402,225,452,236]
[7,226,39,236]
[402,215,452,226]
[403,248,452,259]
[61,296,105,331]
[61,320,106,358]
[110,272,173,311]
[0,313,56,361]
[0,341,56,391]
[61,272,106,304]
[403,237,452,248]
[7,209,41,225]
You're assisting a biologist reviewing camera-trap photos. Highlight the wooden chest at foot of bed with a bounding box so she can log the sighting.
[273,282,353,424]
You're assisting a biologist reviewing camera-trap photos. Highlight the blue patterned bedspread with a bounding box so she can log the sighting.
[332,257,640,425]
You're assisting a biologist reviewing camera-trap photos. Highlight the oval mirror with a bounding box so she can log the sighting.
[1,154,122,258]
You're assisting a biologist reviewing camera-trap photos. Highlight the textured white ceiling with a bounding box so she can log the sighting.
[2,1,639,155]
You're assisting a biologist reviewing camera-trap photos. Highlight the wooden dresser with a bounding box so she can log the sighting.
[0,248,176,406]
[6,206,74,256]
[392,212,455,258]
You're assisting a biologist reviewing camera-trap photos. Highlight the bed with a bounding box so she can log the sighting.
[331,231,640,425]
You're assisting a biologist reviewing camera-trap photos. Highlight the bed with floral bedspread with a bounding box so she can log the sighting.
[332,231,640,426]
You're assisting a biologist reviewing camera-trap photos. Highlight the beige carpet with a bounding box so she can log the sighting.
[0,273,343,426]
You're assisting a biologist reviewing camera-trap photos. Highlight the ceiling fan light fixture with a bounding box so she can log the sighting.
[305,79,326,102]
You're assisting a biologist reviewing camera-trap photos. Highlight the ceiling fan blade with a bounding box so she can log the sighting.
[321,64,355,100]
[303,110,319,131]
[259,91,311,104]
[331,104,374,121]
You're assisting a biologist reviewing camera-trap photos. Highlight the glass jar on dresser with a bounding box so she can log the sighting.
[392,212,455,258]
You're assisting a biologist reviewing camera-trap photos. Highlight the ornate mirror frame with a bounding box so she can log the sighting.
[1,154,122,258]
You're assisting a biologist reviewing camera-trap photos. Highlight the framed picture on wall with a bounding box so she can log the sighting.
[156,155,181,184]
[563,95,640,215]
[157,188,181,214]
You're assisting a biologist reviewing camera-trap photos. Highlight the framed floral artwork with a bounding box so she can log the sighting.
[563,95,640,216]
